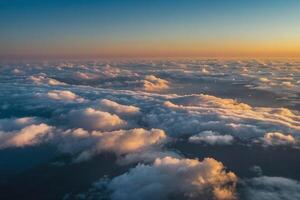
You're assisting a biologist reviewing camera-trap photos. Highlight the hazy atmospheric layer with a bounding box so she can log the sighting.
[0,59,299,200]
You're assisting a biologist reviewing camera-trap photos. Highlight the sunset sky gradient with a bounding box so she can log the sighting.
[1,0,300,58]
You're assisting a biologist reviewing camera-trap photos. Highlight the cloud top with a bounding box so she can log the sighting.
[107,156,237,200]
[47,90,84,102]
[0,124,52,148]
[143,75,169,91]
[262,132,296,146]
[189,131,234,145]
[67,108,127,131]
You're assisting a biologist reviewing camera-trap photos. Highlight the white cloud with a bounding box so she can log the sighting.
[47,90,85,102]
[0,123,168,164]
[28,75,66,86]
[106,156,237,200]
[43,127,168,163]
[262,132,296,146]
[0,117,38,131]
[99,99,140,116]
[144,94,300,138]
[75,72,98,80]
[75,128,167,162]
[67,108,127,131]
[243,176,300,200]
[118,150,180,165]
[281,81,294,88]
[189,131,234,145]
[143,75,169,91]
[0,124,52,148]
[259,77,270,83]
[201,68,210,74]
[93,128,166,154]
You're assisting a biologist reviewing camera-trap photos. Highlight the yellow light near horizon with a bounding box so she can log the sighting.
[3,37,300,59]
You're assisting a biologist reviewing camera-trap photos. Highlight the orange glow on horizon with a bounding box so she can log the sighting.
[2,39,300,59]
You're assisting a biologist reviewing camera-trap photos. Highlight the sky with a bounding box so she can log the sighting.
[1,0,300,58]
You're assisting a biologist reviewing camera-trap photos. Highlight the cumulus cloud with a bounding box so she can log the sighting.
[74,64,133,81]
[67,108,127,131]
[143,75,169,91]
[119,149,180,165]
[248,66,300,96]
[262,132,296,146]
[105,156,237,200]
[74,128,166,162]
[189,131,234,145]
[0,124,52,148]
[0,123,168,163]
[92,128,166,154]
[145,94,300,138]
[242,176,300,200]
[75,72,98,80]
[259,77,270,83]
[165,94,251,110]
[0,117,38,131]
[99,99,140,116]
[201,68,210,74]
[47,90,85,102]
[55,128,167,163]
[28,75,66,86]
[12,68,22,74]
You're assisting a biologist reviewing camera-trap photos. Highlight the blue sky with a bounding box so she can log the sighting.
[1,0,300,57]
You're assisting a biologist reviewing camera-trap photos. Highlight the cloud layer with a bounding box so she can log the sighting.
[262,132,296,146]
[107,156,237,200]
[0,59,299,200]
[243,176,300,200]
[0,123,52,148]
[189,131,234,145]
[67,108,127,131]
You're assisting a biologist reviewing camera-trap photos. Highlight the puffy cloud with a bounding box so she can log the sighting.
[47,90,85,102]
[12,68,22,74]
[189,131,234,145]
[75,128,167,162]
[0,124,52,148]
[281,81,294,88]
[67,108,126,131]
[54,128,93,154]
[259,77,270,83]
[28,75,66,86]
[165,94,251,110]
[201,68,210,74]
[0,117,38,131]
[118,150,180,165]
[144,94,300,138]
[99,64,135,78]
[74,65,133,81]
[99,99,140,116]
[0,123,168,163]
[52,128,167,163]
[143,75,169,91]
[93,128,166,154]
[262,132,296,146]
[249,71,300,96]
[75,72,98,80]
[242,176,300,200]
[106,156,237,200]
